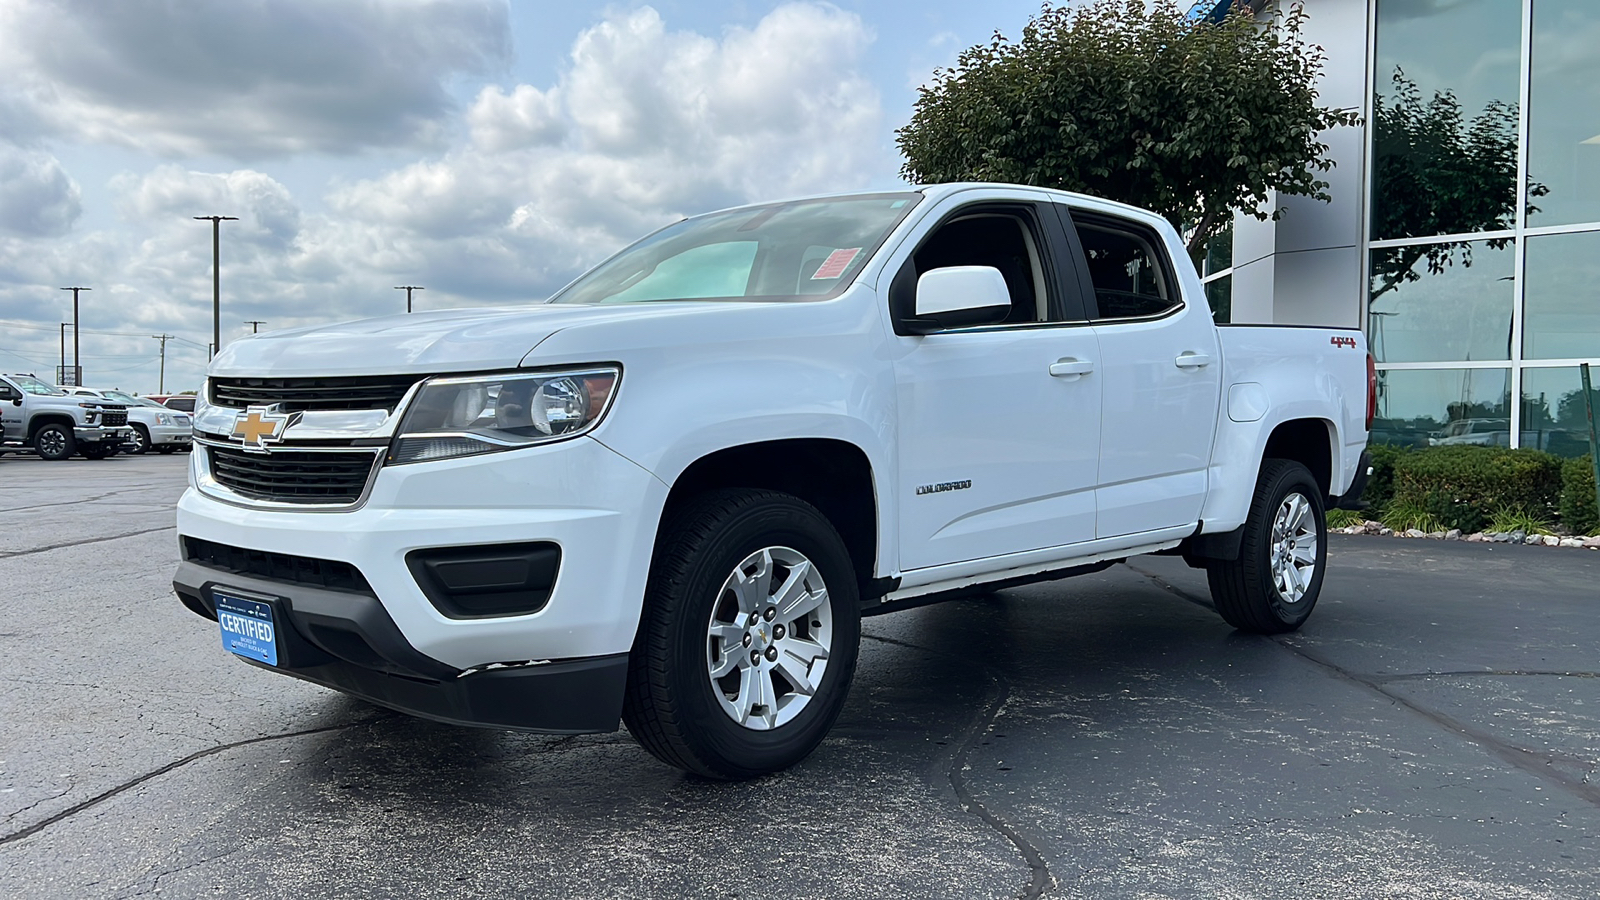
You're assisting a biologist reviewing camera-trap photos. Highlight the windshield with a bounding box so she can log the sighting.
[10,374,65,396]
[549,193,921,305]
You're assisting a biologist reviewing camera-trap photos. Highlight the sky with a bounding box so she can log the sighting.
[0,0,1049,395]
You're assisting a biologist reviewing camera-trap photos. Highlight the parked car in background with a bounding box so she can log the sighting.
[145,394,198,413]
[0,373,132,460]
[1428,418,1511,447]
[64,387,193,454]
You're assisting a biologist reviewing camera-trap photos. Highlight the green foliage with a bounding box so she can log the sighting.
[1363,442,1408,512]
[1560,456,1600,536]
[1486,505,1553,536]
[896,0,1359,254]
[1391,446,1562,533]
[1326,508,1365,529]
[1379,497,1442,534]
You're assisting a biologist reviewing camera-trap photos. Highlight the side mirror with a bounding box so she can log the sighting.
[9,398,19,407]
[905,266,1011,334]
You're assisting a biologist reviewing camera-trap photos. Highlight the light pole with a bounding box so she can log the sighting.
[194,216,238,358]
[59,322,70,382]
[60,287,89,385]
[244,320,266,334]
[152,334,173,394]
[394,285,424,313]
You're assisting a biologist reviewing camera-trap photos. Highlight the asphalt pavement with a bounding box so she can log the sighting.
[2,452,1598,898]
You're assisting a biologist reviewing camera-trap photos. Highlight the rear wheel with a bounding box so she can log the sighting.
[33,424,75,461]
[622,489,861,780]
[156,444,178,454]
[129,425,150,454]
[1206,459,1327,634]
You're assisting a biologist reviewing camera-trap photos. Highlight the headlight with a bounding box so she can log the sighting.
[155,413,172,425]
[387,366,619,465]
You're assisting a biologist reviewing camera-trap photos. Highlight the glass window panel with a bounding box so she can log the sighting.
[1528,0,1600,228]
[1204,273,1231,324]
[1520,366,1600,457]
[1523,231,1600,359]
[1370,367,1511,449]
[1368,239,1514,363]
[1371,0,1522,241]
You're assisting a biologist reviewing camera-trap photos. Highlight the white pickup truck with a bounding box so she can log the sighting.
[173,184,1373,778]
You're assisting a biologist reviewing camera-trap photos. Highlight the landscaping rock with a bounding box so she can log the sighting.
[1585,536,1600,550]
[1378,527,1394,536]
[1428,531,1446,539]
[1445,529,1462,541]
[1560,537,1584,548]
[1405,528,1427,538]
[1509,530,1527,544]
[1488,532,1511,543]
[1465,533,1485,542]
[1543,535,1562,547]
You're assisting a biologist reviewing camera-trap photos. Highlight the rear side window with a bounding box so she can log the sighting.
[1075,219,1180,320]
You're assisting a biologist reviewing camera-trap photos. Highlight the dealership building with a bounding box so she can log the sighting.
[1196,0,1600,456]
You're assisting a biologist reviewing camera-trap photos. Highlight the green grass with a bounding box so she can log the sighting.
[1379,498,1443,534]
[1487,504,1554,535]
[1326,508,1366,529]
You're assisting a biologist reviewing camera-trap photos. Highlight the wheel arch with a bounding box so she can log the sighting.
[1261,417,1337,502]
[658,438,881,600]
[27,413,75,440]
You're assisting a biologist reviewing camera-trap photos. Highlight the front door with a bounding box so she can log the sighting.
[888,198,1103,571]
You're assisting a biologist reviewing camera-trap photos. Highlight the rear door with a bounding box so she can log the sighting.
[887,191,1103,570]
[1056,205,1222,538]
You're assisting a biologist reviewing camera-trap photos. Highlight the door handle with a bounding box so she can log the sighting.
[1049,358,1094,379]
[1174,352,1213,369]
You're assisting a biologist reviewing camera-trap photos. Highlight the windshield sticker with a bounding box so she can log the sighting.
[811,247,862,280]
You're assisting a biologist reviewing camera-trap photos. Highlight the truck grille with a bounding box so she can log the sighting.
[210,376,419,413]
[100,411,127,426]
[182,536,373,593]
[207,446,380,505]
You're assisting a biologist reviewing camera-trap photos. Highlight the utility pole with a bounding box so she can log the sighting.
[394,285,424,313]
[244,320,266,334]
[152,334,174,394]
[59,322,70,382]
[60,287,89,385]
[194,216,238,358]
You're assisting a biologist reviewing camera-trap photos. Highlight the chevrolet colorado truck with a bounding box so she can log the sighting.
[0,373,133,460]
[173,184,1373,779]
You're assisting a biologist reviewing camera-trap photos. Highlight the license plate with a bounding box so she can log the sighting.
[216,593,278,666]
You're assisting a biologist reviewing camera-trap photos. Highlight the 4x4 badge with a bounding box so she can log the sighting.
[233,405,291,452]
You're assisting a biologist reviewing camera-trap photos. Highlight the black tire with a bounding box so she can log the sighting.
[622,489,861,780]
[156,444,178,454]
[33,424,75,461]
[129,425,150,454]
[1206,459,1328,634]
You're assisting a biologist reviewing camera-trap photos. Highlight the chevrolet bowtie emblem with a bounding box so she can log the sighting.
[232,406,290,452]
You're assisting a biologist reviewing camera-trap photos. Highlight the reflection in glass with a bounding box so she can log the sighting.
[1371,0,1523,242]
[1368,240,1513,362]
[1521,366,1600,458]
[1529,0,1600,228]
[1371,367,1511,449]
[1523,232,1600,359]
[1204,274,1231,325]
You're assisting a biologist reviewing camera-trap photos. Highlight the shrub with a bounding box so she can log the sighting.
[1391,446,1562,533]
[1560,455,1599,536]
[1326,508,1365,529]
[1379,497,1442,534]
[1363,442,1408,512]
[1487,504,1553,536]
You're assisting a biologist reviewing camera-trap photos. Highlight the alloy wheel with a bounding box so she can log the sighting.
[1270,492,1319,604]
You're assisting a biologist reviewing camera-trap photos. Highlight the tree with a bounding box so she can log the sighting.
[1368,68,1543,302]
[896,0,1358,254]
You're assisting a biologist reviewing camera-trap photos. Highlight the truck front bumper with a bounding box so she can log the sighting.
[172,562,628,733]
[74,426,130,442]
[173,435,667,733]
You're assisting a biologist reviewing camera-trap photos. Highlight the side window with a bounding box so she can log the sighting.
[1075,219,1181,320]
[890,207,1061,329]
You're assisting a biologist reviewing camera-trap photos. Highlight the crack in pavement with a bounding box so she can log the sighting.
[0,526,175,560]
[1124,563,1600,809]
[0,485,164,514]
[1376,670,1600,682]
[0,715,392,847]
[863,631,1053,899]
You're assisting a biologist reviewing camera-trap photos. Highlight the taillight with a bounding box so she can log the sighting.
[1366,352,1377,431]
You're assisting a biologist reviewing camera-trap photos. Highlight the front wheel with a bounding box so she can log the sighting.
[1206,459,1328,634]
[33,424,75,461]
[622,489,861,780]
[128,425,150,454]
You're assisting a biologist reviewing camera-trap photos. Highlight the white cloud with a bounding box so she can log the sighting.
[0,3,888,394]
[0,0,510,158]
[0,147,82,238]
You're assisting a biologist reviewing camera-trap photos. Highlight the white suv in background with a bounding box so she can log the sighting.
[65,388,193,454]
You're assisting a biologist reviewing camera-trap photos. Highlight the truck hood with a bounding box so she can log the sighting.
[208,303,757,377]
